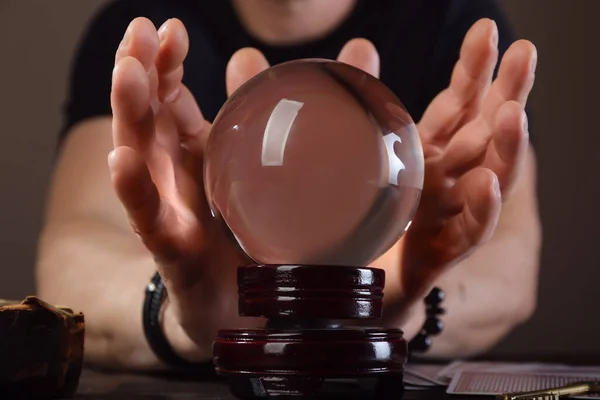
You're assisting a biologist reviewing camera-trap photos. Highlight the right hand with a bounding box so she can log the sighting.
[109,17,384,363]
[109,17,270,362]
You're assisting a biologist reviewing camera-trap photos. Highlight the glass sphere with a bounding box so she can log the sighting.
[204,59,424,266]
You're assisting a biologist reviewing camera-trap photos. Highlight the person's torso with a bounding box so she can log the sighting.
[135,0,455,123]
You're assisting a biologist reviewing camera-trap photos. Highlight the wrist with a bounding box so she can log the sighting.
[162,299,211,364]
[142,272,214,371]
[382,285,446,355]
[381,278,426,335]
[399,299,427,341]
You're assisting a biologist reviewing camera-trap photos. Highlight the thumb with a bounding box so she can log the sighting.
[226,47,270,97]
[337,38,380,78]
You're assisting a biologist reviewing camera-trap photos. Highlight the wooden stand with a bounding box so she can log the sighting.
[213,265,407,399]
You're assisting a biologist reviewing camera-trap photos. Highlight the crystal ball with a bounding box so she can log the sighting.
[204,59,424,266]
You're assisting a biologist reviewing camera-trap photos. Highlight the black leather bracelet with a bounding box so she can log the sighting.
[142,272,210,371]
[407,287,445,353]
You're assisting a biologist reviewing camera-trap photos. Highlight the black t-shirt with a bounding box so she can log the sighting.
[61,0,516,142]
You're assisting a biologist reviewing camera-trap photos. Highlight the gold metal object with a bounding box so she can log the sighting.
[497,381,600,400]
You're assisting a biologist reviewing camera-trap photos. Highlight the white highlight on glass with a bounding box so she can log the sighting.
[373,341,392,360]
[261,99,304,166]
[382,132,406,185]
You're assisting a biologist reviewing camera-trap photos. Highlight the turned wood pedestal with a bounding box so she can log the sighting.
[213,265,407,399]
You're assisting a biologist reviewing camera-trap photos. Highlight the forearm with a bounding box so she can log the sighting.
[385,147,542,359]
[35,218,203,370]
[421,229,540,359]
[414,148,542,359]
[381,229,539,360]
[34,120,205,370]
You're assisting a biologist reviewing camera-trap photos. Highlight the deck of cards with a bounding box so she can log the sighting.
[404,360,600,398]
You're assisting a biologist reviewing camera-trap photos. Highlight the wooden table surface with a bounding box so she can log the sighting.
[76,368,236,399]
[73,368,481,400]
[74,355,600,399]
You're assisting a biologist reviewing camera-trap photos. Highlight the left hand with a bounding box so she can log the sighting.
[216,17,536,332]
[338,19,537,308]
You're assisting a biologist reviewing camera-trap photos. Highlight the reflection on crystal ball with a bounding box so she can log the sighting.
[204,59,424,266]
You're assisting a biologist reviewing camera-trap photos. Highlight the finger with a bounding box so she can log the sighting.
[167,85,211,213]
[482,40,537,124]
[111,17,160,151]
[419,18,499,142]
[160,65,184,103]
[114,18,160,112]
[166,85,210,152]
[115,17,160,70]
[226,47,270,97]
[436,167,502,265]
[156,18,189,102]
[108,146,183,263]
[484,101,529,199]
[111,56,154,152]
[337,38,380,78]
[440,114,491,179]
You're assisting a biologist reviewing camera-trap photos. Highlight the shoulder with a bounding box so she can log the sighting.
[375,0,515,120]
[428,0,515,77]
[371,0,512,50]
[425,0,516,104]
[79,0,151,44]
[437,0,514,53]
[62,0,228,141]
[61,0,145,142]
[443,0,511,27]
[69,0,212,71]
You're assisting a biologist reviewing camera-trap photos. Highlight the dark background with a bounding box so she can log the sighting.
[0,0,596,356]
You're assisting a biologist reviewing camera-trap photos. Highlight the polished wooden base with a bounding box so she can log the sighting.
[225,374,404,399]
[213,265,407,399]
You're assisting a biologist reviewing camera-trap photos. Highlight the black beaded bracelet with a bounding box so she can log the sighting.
[142,272,212,372]
[407,287,445,353]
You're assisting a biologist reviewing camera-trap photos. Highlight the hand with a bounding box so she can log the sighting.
[400,18,537,298]
[341,20,536,334]
[107,15,384,362]
[109,17,271,361]
[344,18,535,327]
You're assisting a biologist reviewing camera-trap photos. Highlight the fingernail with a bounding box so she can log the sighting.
[530,52,538,75]
[522,112,529,133]
[120,28,131,49]
[492,175,501,199]
[111,65,118,82]
[158,19,170,43]
[108,150,117,173]
[490,22,499,47]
